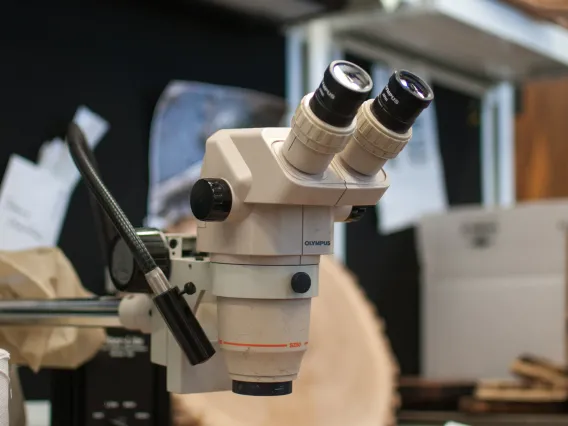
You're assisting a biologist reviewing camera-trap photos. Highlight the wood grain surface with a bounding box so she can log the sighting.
[503,0,568,27]
[516,76,568,200]
[459,396,567,415]
[399,409,568,425]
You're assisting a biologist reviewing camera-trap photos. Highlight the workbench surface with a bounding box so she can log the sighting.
[400,410,568,425]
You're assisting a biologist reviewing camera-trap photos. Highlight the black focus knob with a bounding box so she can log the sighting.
[109,228,171,292]
[190,178,232,222]
[291,272,311,294]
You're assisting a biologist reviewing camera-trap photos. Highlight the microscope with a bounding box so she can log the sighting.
[104,60,433,397]
[2,60,433,404]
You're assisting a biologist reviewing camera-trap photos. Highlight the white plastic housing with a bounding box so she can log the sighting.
[197,127,389,258]
[196,127,391,386]
[213,263,316,383]
[282,93,355,175]
[0,350,8,426]
[340,99,411,176]
[218,297,311,383]
[118,294,153,334]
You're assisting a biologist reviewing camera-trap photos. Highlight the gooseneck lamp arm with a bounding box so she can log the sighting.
[70,129,117,268]
[65,123,215,365]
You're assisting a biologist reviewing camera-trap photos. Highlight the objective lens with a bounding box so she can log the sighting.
[309,60,373,128]
[371,70,434,133]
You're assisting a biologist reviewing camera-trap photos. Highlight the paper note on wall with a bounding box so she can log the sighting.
[0,155,70,251]
[373,65,448,233]
[38,106,109,189]
[0,106,109,251]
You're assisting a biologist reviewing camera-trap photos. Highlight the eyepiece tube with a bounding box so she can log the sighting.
[372,70,433,134]
[310,61,373,128]
[282,61,373,175]
[340,70,434,176]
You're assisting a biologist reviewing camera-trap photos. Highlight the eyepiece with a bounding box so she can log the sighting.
[371,70,434,133]
[338,69,434,176]
[309,60,373,128]
[282,60,371,175]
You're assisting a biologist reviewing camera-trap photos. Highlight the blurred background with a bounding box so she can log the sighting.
[2,0,568,425]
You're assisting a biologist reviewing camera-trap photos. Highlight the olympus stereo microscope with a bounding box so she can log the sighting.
[3,60,433,400]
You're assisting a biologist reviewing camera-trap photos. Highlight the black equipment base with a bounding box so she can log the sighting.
[51,328,171,425]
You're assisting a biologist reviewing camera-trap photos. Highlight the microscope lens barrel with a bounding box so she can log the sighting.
[309,61,373,127]
[282,61,372,175]
[371,70,433,133]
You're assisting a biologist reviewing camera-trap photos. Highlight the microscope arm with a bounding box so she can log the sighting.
[0,253,229,393]
[0,294,161,334]
[0,297,122,328]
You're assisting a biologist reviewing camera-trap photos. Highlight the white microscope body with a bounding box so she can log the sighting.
[119,61,433,396]
[196,126,389,386]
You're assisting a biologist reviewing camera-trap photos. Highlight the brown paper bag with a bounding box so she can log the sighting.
[172,254,399,426]
[0,247,106,371]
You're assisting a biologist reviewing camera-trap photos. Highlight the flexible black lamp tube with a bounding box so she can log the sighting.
[67,123,156,273]
[71,129,117,268]
[66,123,215,365]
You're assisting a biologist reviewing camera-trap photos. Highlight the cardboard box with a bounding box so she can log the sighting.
[417,200,568,380]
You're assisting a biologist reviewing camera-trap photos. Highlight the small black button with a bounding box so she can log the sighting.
[182,282,197,295]
[291,272,311,294]
[190,178,232,222]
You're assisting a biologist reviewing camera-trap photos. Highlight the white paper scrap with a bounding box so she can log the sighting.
[37,137,64,170]
[38,105,109,189]
[0,155,71,251]
[73,105,109,147]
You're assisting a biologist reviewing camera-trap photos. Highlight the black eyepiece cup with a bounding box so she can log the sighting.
[309,60,373,128]
[371,70,434,134]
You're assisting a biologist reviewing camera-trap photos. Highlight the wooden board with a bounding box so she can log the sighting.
[511,355,568,388]
[475,379,568,402]
[399,378,475,411]
[516,76,568,200]
[460,396,567,414]
[399,410,568,425]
